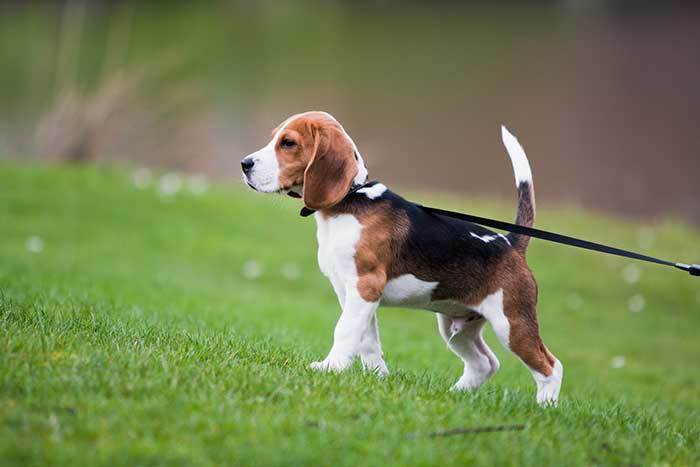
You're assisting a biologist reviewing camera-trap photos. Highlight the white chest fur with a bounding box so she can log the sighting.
[315,213,442,309]
[315,213,362,287]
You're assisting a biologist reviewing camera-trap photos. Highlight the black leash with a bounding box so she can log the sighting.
[418,205,699,277]
[298,180,698,277]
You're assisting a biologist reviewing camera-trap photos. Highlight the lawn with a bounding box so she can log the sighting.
[1,163,698,466]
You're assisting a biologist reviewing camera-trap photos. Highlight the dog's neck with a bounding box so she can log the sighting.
[299,180,374,217]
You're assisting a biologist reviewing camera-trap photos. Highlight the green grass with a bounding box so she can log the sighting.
[1,163,699,466]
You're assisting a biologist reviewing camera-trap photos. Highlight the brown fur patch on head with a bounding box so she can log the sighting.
[273,112,357,210]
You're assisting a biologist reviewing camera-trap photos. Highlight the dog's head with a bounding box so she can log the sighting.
[241,111,368,211]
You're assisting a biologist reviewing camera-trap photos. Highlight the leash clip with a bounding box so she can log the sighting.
[675,263,700,277]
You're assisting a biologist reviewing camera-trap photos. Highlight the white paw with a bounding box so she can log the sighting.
[309,354,353,373]
[450,372,488,392]
[536,383,561,406]
[537,396,559,407]
[535,359,563,407]
[361,356,389,377]
[450,359,494,391]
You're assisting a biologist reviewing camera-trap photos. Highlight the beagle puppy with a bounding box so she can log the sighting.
[241,111,562,405]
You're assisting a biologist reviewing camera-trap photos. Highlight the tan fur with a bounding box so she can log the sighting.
[273,113,358,210]
[323,201,410,302]
[497,252,554,377]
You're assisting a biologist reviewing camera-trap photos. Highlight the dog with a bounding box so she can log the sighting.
[241,111,562,405]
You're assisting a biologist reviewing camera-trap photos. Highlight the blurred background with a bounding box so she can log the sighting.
[1,0,698,223]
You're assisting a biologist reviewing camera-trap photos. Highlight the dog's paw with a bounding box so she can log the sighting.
[361,356,389,377]
[537,397,559,408]
[535,359,563,407]
[309,355,353,373]
[450,372,489,392]
[450,381,480,392]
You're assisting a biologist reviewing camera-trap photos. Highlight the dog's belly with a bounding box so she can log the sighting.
[380,274,479,318]
[427,300,480,318]
[381,274,437,308]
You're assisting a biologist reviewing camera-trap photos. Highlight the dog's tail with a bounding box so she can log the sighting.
[501,125,535,255]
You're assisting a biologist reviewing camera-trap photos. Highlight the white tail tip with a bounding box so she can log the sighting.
[501,125,532,186]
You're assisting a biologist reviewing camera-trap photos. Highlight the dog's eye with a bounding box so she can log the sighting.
[280,138,296,148]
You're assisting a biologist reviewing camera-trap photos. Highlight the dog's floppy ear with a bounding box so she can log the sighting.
[302,124,357,211]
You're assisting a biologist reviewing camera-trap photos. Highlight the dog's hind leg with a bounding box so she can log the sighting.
[480,289,563,406]
[437,314,500,391]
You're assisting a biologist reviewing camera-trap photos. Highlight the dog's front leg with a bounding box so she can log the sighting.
[310,285,378,373]
[358,313,389,376]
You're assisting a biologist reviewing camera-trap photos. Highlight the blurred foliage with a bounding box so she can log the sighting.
[0,1,561,113]
[0,0,698,222]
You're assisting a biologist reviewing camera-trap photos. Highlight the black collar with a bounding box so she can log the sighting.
[299,180,373,217]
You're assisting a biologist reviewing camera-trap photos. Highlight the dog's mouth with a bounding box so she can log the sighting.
[242,173,259,192]
[244,176,300,198]
[242,169,302,197]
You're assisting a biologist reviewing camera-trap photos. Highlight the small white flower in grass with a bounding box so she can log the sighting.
[622,264,641,284]
[159,173,182,197]
[187,174,209,195]
[25,236,44,253]
[242,260,264,279]
[280,263,301,281]
[611,355,626,369]
[636,227,655,251]
[628,294,645,313]
[132,168,152,189]
[566,293,583,311]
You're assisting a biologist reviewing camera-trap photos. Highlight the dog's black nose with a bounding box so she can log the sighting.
[241,158,255,173]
